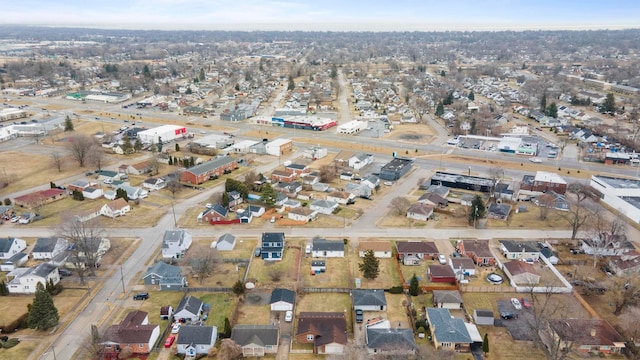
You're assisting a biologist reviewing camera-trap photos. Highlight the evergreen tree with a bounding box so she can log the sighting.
[64,115,74,132]
[28,283,59,331]
[199,68,205,81]
[330,64,338,79]
[435,102,445,117]
[0,280,7,296]
[115,188,129,202]
[175,143,180,152]
[222,192,229,207]
[168,157,173,165]
[173,156,178,165]
[540,93,547,112]
[260,183,277,208]
[358,250,380,280]
[186,86,192,94]
[287,76,295,91]
[122,135,133,154]
[468,195,486,225]
[600,93,616,114]
[72,189,84,201]
[440,70,446,77]
[409,274,420,296]
[157,137,163,153]
[482,333,489,355]
[232,280,244,296]
[546,102,558,118]
[443,91,454,106]
[222,317,232,338]
[133,138,143,152]
[468,90,475,101]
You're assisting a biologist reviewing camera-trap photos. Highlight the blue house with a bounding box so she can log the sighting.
[261,232,285,261]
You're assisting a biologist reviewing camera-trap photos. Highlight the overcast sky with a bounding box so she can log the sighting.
[3,0,639,31]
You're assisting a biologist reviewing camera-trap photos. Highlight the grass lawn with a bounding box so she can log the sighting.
[191,262,246,288]
[461,266,511,289]
[235,303,272,325]
[399,260,434,286]
[462,291,592,320]
[196,293,235,329]
[246,247,299,286]
[301,257,350,288]
[347,252,402,289]
[385,293,411,327]
[489,207,569,229]
[461,292,518,316]
[0,296,32,326]
[1,339,37,359]
[480,326,547,360]
[297,293,352,332]
[217,237,257,259]
[114,291,184,331]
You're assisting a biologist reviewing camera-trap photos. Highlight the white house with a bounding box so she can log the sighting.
[162,229,193,259]
[176,326,217,357]
[1,252,28,272]
[113,184,148,200]
[0,237,27,260]
[352,289,387,311]
[100,198,131,218]
[406,203,434,221]
[142,177,166,191]
[349,153,374,170]
[312,238,345,258]
[287,207,318,223]
[7,263,60,294]
[82,187,103,200]
[326,191,355,205]
[358,242,393,258]
[32,237,68,260]
[309,199,338,215]
[174,295,203,322]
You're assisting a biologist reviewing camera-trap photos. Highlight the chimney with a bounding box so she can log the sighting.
[590,328,596,337]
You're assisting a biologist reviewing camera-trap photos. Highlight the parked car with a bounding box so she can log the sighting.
[305,245,312,254]
[511,298,522,310]
[133,292,149,300]
[501,312,518,320]
[58,268,73,277]
[171,323,181,334]
[355,309,363,323]
[284,311,293,323]
[164,335,176,348]
[521,297,531,309]
[529,157,542,163]
[254,248,261,257]
[438,254,447,265]
[10,216,19,223]
[103,179,113,184]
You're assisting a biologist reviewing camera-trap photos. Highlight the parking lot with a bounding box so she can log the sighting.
[495,299,536,341]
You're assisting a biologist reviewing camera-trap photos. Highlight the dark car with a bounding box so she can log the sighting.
[254,248,261,257]
[355,309,363,323]
[500,312,518,320]
[58,268,73,277]
[133,292,149,300]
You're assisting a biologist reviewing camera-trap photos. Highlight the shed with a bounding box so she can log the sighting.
[432,290,464,309]
[270,288,295,312]
[473,309,495,326]
[213,233,236,251]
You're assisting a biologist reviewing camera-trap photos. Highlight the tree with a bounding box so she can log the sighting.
[156,137,163,153]
[540,93,547,112]
[600,93,616,114]
[222,317,232,338]
[64,115,74,132]
[287,75,295,91]
[51,151,63,172]
[182,244,220,285]
[318,164,337,183]
[217,338,243,360]
[57,217,105,284]
[536,193,556,221]
[468,195,486,225]
[389,196,411,216]
[28,282,59,331]
[243,170,259,191]
[561,183,593,239]
[165,177,182,199]
[72,189,84,201]
[260,183,277,208]
[232,280,244,296]
[133,138,143,152]
[468,90,475,101]
[89,146,104,170]
[66,134,95,167]
[358,249,380,280]
[175,143,180,152]
[409,274,419,296]
[122,135,134,154]
[482,333,489,355]
[440,70,446,77]
[118,346,133,359]
[609,274,640,315]
[115,188,129,202]
[546,102,558,118]
[587,215,627,267]
[435,101,444,117]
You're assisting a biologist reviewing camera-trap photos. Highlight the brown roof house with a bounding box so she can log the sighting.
[502,260,540,286]
[101,310,160,358]
[296,312,347,355]
[406,203,434,222]
[547,319,625,356]
[396,241,439,265]
[358,241,392,258]
[457,239,496,266]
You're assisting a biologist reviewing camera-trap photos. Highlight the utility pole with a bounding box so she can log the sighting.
[120,266,126,294]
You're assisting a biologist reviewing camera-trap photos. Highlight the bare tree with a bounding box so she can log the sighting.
[89,146,105,171]
[242,170,259,191]
[216,338,243,360]
[389,197,411,216]
[561,183,594,239]
[557,139,568,154]
[165,177,183,199]
[51,151,64,172]
[608,274,640,315]
[150,155,161,175]
[586,214,627,268]
[181,244,220,285]
[57,216,105,284]
[536,193,557,221]
[66,134,95,167]
[618,306,640,343]
[318,164,337,183]
[208,191,223,205]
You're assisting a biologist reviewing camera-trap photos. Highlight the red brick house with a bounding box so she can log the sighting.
[284,163,310,176]
[295,312,347,355]
[180,156,238,185]
[457,240,496,266]
[270,169,296,183]
[396,241,439,265]
[100,311,160,359]
[427,265,457,283]
[520,171,567,195]
[14,188,67,208]
[548,319,625,355]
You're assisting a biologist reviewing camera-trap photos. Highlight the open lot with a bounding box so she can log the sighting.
[246,242,301,286]
[347,248,402,289]
[301,257,351,288]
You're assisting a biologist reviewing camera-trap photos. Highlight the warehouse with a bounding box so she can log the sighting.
[137,125,187,144]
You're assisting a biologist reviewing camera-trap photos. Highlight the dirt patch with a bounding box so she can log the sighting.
[244,291,271,305]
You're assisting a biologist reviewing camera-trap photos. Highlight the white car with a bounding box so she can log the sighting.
[103,179,113,184]
[438,254,447,265]
[171,323,181,334]
[511,298,522,310]
[205,203,213,209]
[305,245,312,254]
[284,310,293,322]
[384,181,393,186]
[529,157,542,163]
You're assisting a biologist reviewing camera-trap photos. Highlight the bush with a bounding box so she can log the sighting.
[1,313,29,333]
[388,286,404,294]
[0,338,19,349]
[0,336,7,341]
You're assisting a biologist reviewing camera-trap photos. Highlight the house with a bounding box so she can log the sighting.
[581,235,635,256]
[288,207,318,223]
[311,260,326,273]
[162,229,193,259]
[349,153,374,170]
[406,203,434,221]
[458,240,496,266]
[535,191,570,211]
[361,175,380,190]
[13,188,67,208]
[396,241,439,265]
[358,242,392,258]
[487,203,511,220]
[227,190,243,208]
[75,205,102,223]
[82,187,103,200]
[113,184,148,200]
[95,169,120,182]
[499,240,540,260]
[417,192,448,208]
[142,261,186,290]
[450,257,476,276]
[284,163,310,176]
[231,325,279,357]
[100,198,131,218]
[1,252,28,272]
[271,169,296,183]
[200,204,229,223]
[142,177,165,191]
[213,233,236,251]
[296,312,347,355]
[176,325,217,357]
[519,171,568,195]
[0,237,27,260]
[160,306,173,320]
[378,157,413,181]
[352,289,387,311]
[270,288,295,312]
[326,191,355,205]
[425,184,450,197]
[246,205,266,217]
[345,182,373,198]
[180,156,238,185]
[309,199,338,215]
[122,160,153,175]
[174,295,203,322]
[609,251,640,276]
[427,265,457,283]
[473,309,495,326]
[274,181,303,196]
[31,237,67,260]
[365,328,417,355]
[311,238,345,258]
[426,308,472,352]
[547,319,625,356]
[432,290,464,309]
[101,311,160,358]
[261,232,285,261]
[7,263,60,294]
[503,260,540,285]
[67,179,91,193]
[540,247,559,265]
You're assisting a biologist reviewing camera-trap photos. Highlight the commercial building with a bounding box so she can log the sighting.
[137,125,187,144]
[430,172,495,193]
[590,175,640,224]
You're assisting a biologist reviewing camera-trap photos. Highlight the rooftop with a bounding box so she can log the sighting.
[432,171,495,187]
[593,175,640,189]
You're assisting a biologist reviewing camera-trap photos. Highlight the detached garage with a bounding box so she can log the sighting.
[270,288,295,312]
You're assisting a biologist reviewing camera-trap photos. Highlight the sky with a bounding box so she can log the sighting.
[2,0,640,32]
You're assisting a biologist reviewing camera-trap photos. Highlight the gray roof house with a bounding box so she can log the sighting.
[426,308,472,352]
[309,199,338,215]
[32,237,68,260]
[143,262,186,290]
[0,237,27,260]
[352,289,387,311]
[176,325,217,357]
[161,229,193,259]
[213,233,236,251]
[231,324,279,357]
[432,290,464,309]
[365,328,417,355]
[311,238,345,258]
[1,252,28,272]
[174,295,203,322]
[270,288,296,311]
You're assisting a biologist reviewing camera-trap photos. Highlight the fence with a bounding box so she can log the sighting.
[184,287,232,293]
[303,287,350,293]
